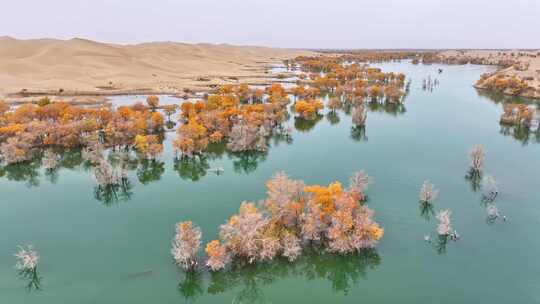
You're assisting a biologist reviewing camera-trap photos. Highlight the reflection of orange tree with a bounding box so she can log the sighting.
[172,171,383,274]
[499,124,540,145]
[500,103,535,125]
[326,111,340,125]
[228,150,267,175]
[136,159,165,185]
[178,248,381,302]
[0,147,165,202]
[173,155,210,182]
[350,125,368,142]
[294,115,323,133]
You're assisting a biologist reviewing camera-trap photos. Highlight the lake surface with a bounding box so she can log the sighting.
[2,62,540,303]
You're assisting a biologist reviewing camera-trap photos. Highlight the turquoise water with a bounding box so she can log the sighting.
[1,62,540,303]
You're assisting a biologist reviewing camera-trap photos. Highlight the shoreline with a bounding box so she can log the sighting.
[1,72,300,105]
[0,37,313,101]
[434,50,540,100]
[473,83,540,100]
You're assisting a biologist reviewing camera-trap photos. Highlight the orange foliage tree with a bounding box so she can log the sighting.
[174,171,383,272]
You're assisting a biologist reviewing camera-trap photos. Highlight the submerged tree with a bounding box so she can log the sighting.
[146,95,160,110]
[419,180,438,205]
[436,209,452,236]
[352,104,367,126]
[83,144,133,205]
[205,240,230,271]
[294,100,324,120]
[435,209,459,241]
[0,134,35,165]
[348,170,370,201]
[162,104,178,121]
[174,118,209,158]
[486,205,501,224]
[327,97,342,113]
[469,145,485,172]
[466,145,485,192]
[14,245,42,290]
[172,221,202,271]
[15,245,39,272]
[227,120,267,152]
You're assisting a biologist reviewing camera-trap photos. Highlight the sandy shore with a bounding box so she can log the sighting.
[0,37,313,101]
[437,50,540,99]
[4,38,538,102]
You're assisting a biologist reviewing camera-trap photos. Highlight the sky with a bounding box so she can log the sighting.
[2,0,539,49]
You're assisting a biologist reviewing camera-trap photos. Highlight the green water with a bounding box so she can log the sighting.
[2,62,540,303]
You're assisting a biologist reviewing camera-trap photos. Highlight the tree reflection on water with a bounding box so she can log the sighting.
[477,89,540,145]
[0,95,409,205]
[177,249,381,303]
[17,267,43,292]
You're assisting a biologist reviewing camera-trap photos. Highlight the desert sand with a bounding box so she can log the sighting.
[0,37,313,99]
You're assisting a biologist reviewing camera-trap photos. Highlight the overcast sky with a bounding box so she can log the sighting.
[2,0,539,49]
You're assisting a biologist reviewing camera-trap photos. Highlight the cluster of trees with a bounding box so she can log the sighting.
[500,103,536,126]
[465,145,504,223]
[174,84,290,157]
[294,52,417,71]
[172,171,383,272]
[422,52,519,67]
[294,100,324,119]
[291,56,407,104]
[0,97,166,165]
[477,75,531,96]
[0,54,411,166]
[14,245,41,290]
[419,145,497,247]
[417,179,459,245]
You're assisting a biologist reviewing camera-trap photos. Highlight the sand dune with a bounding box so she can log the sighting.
[0,37,313,95]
